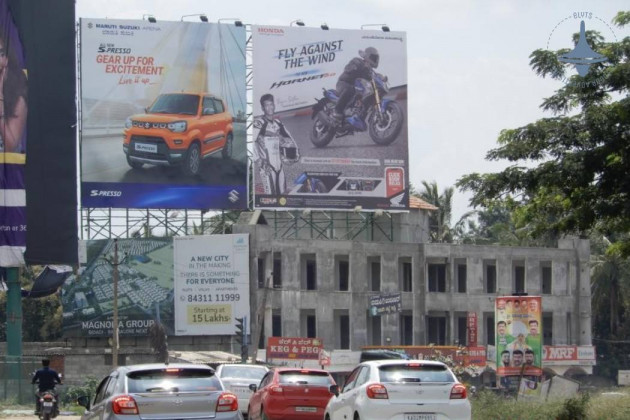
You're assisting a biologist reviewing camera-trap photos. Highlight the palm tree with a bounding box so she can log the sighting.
[420,181,454,243]
[591,235,630,337]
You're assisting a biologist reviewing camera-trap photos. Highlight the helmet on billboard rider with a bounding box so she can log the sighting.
[359,47,379,68]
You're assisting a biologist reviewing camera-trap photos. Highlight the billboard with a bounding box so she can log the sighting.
[61,234,249,337]
[79,19,247,210]
[0,0,27,266]
[173,234,250,335]
[252,25,408,211]
[267,337,323,360]
[495,296,542,377]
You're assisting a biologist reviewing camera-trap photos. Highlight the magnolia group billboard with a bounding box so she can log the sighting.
[79,19,247,210]
[252,25,408,211]
[61,234,249,337]
[496,296,542,377]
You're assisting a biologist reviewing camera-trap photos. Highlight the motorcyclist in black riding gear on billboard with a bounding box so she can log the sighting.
[32,359,62,415]
[333,47,379,123]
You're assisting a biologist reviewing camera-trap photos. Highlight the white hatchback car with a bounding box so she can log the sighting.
[324,360,471,420]
[214,364,269,418]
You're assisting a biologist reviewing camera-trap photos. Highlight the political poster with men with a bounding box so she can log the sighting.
[495,296,543,378]
[79,19,247,210]
[252,25,409,211]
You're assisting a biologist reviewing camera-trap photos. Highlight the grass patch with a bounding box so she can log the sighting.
[472,389,630,420]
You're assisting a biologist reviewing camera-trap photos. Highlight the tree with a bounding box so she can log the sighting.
[457,12,630,255]
[420,181,454,243]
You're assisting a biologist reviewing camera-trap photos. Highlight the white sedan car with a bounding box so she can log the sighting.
[324,360,471,420]
[214,364,269,418]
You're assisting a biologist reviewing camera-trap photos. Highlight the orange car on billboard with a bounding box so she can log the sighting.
[123,93,234,176]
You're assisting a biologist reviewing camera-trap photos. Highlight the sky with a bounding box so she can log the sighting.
[75,0,629,221]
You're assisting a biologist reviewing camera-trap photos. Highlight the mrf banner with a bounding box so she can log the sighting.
[252,25,408,211]
[496,296,542,377]
[79,19,247,210]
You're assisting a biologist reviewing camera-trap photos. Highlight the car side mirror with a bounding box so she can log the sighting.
[77,395,90,409]
[329,384,339,397]
[249,384,257,392]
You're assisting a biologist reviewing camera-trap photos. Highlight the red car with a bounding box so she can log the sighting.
[247,368,336,420]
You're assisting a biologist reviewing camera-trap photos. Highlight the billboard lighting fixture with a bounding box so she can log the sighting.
[290,19,305,27]
[321,23,329,30]
[181,14,208,22]
[218,18,244,27]
[143,14,157,23]
[361,23,390,32]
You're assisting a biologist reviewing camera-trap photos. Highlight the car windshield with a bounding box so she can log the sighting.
[278,371,333,386]
[378,364,455,383]
[148,94,199,115]
[220,366,267,380]
[126,368,222,393]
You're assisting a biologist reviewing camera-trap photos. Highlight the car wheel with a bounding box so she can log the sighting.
[183,143,201,176]
[222,133,233,159]
[126,154,143,169]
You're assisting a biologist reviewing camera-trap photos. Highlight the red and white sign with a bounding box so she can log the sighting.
[467,312,478,347]
[267,337,323,360]
[319,349,331,366]
[543,346,596,365]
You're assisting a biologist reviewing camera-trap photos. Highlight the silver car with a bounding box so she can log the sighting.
[214,364,269,418]
[77,363,243,420]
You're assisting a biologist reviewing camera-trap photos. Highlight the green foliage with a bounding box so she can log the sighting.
[471,389,565,420]
[419,181,454,243]
[0,266,63,341]
[557,393,590,420]
[60,376,100,405]
[457,12,630,256]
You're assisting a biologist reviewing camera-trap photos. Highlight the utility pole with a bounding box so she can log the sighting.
[103,239,126,369]
[112,239,120,369]
[6,267,22,382]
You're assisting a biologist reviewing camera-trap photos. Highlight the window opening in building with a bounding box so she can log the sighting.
[541,263,552,294]
[514,263,525,294]
[273,253,282,288]
[457,262,467,293]
[427,316,446,345]
[337,257,350,291]
[428,263,446,292]
[485,261,496,293]
[370,258,381,292]
[400,258,412,292]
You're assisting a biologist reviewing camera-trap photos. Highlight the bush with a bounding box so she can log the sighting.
[556,393,589,420]
[60,376,99,406]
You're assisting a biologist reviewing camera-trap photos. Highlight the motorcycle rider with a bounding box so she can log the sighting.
[254,93,300,195]
[32,359,62,415]
[333,47,380,123]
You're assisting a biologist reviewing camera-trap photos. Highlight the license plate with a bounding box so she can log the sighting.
[135,143,157,153]
[405,415,436,420]
[43,402,53,407]
[295,407,317,412]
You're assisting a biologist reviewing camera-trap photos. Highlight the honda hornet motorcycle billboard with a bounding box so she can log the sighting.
[252,26,409,211]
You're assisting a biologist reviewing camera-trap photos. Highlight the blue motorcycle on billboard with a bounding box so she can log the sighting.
[310,71,404,147]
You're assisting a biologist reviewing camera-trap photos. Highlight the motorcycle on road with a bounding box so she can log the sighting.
[37,388,60,420]
[310,71,404,147]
